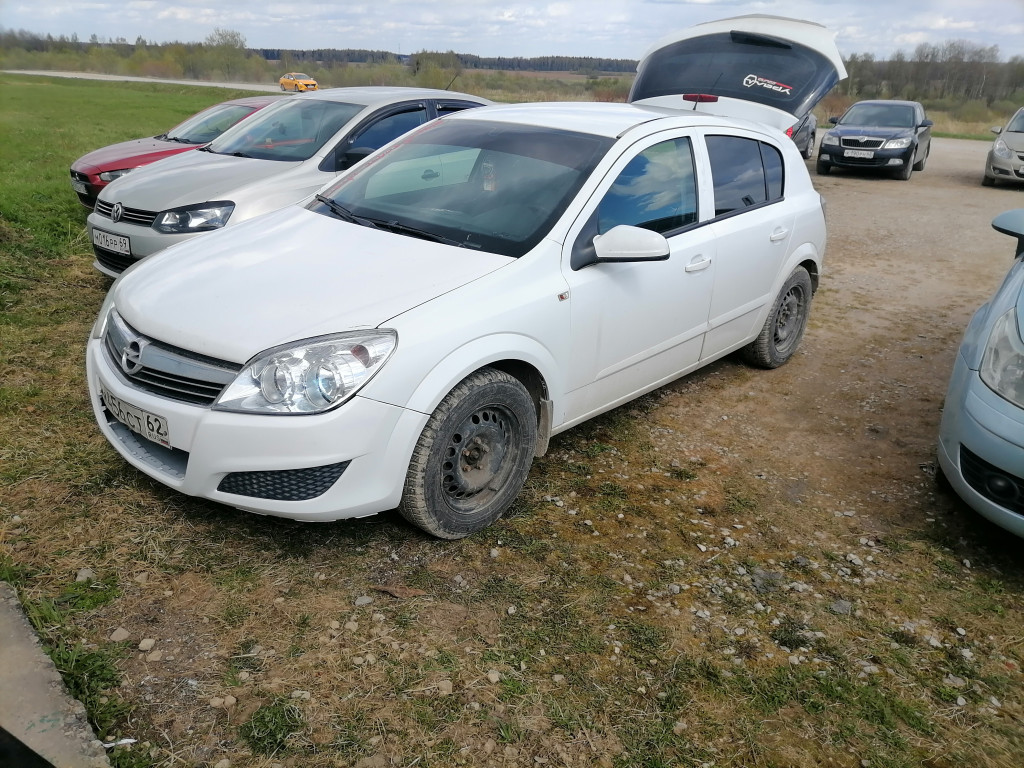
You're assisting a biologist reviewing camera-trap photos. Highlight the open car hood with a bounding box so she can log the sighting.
[629,15,847,131]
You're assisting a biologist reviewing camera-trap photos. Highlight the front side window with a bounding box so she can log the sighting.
[208,100,364,161]
[597,138,697,235]
[706,135,784,217]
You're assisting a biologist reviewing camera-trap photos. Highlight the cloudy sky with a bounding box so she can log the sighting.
[3,0,1023,61]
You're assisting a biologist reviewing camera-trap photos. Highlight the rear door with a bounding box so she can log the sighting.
[629,15,847,131]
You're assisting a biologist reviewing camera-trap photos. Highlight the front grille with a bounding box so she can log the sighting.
[94,246,136,274]
[960,445,1024,516]
[103,311,241,406]
[95,199,158,227]
[70,170,90,184]
[218,461,350,500]
[840,137,884,150]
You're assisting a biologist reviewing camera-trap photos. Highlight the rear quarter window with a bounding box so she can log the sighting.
[705,135,784,217]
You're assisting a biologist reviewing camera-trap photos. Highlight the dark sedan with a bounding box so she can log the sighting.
[816,99,932,180]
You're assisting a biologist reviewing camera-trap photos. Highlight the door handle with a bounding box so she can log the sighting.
[422,169,440,180]
[684,255,712,272]
[770,228,789,242]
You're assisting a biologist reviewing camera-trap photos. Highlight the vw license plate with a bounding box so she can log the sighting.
[844,149,874,159]
[92,228,130,256]
[100,386,170,447]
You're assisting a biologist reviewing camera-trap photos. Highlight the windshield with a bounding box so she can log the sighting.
[208,99,364,161]
[314,119,613,258]
[840,103,917,128]
[164,103,256,144]
[1007,111,1024,133]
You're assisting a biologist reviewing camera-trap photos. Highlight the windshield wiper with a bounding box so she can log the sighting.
[314,195,380,228]
[196,145,216,153]
[361,216,466,248]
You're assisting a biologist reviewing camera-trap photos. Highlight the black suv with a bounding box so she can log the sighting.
[816,99,932,180]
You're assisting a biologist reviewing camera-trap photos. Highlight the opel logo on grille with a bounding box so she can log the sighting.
[120,339,148,375]
[111,202,124,223]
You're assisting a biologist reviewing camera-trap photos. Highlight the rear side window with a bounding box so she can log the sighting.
[705,135,784,217]
[351,108,428,151]
[597,138,697,235]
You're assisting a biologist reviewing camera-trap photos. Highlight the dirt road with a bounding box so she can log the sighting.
[661,137,1024,544]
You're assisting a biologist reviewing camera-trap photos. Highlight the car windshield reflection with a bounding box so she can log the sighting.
[840,104,916,128]
[209,100,364,161]
[314,119,613,258]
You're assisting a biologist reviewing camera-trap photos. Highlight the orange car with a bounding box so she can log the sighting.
[279,72,318,92]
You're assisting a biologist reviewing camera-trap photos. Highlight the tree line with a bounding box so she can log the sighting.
[1,27,1021,110]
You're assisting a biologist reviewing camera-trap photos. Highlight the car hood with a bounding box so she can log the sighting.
[71,137,191,174]
[98,149,299,210]
[998,130,1024,151]
[827,125,915,140]
[112,207,514,364]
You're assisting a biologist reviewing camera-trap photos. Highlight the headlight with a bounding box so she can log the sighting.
[993,138,1013,160]
[91,292,117,340]
[214,330,398,414]
[883,137,913,150]
[821,134,839,146]
[980,308,1024,407]
[152,201,234,234]
[99,168,134,182]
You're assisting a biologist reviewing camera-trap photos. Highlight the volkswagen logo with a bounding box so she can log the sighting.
[120,339,148,376]
[111,202,124,223]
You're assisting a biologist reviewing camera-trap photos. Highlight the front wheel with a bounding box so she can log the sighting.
[399,368,537,539]
[815,155,830,175]
[894,155,914,180]
[913,144,929,171]
[742,267,813,369]
[982,174,996,187]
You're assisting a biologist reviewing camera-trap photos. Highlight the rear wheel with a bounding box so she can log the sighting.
[743,267,813,369]
[803,132,816,160]
[399,368,537,539]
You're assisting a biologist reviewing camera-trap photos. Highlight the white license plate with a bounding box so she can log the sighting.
[92,228,130,256]
[71,180,88,194]
[844,149,874,159]
[101,386,170,447]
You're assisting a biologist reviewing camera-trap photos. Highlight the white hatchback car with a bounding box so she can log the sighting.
[87,16,846,538]
[87,86,490,276]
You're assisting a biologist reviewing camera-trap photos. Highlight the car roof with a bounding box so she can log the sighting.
[289,86,490,107]
[848,99,923,108]
[443,100,773,139]
[224,94,292,108]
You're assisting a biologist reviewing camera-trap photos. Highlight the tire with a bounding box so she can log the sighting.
[815,155,830,175]
[280,84,286,91]
[742,267,813,369]
[913,144,929,171]
[894,157,913,180]
[803,132,815,160]
[982,174,995,187]
[399,368,537,539]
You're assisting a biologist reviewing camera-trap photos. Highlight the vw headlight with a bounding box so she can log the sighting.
[153,201,234,234]
[215,330,398,414]
[821,133,839,146]
[99,168,135,182]
[993,138,1013,160]
[883,137,913,150]
[980,308,1024,407]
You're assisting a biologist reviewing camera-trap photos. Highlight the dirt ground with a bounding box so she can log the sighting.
[677,138,1024,544]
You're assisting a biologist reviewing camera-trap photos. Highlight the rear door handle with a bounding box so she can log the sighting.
[684,255,712,272]
[770,228,789,242]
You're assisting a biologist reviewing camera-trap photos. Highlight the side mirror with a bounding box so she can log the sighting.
[920,119,934,128]
[340,146,374,171]
[991,125,1003,135]
[992,209,1024,259]
[828,116,839,125]
[593,225,670,263]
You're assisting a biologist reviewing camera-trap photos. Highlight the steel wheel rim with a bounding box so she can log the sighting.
[441,404,518,514]
[773,285,805,354]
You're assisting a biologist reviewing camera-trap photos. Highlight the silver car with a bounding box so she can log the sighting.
[938,209,1024,538]
[87,87,490,276]
[982,106,1024,187]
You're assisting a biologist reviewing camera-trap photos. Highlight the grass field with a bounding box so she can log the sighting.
[1,73,1022,768]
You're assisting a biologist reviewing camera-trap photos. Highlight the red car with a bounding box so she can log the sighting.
[70,94,285,208]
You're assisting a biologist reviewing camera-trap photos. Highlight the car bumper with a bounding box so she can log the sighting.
[86,212,199,277]
[937,351,1024,538]
[86,336,428,521]
[985,151,1024,182]
[817,144,913,170]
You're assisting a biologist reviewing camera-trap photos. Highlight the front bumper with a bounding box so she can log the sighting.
[937,351,1024,538]
[985,149,1024,183]
[817,143,913,171]
[86,336,428,521]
